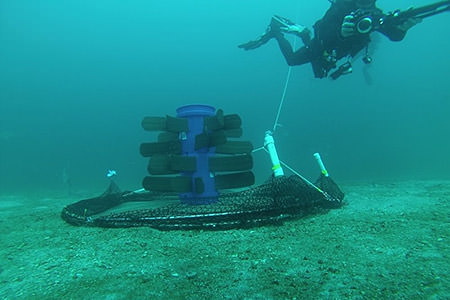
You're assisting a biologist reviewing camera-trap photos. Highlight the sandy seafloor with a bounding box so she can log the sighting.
[0,180,449,299]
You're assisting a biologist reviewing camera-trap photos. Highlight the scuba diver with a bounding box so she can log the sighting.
[239,0,450,79]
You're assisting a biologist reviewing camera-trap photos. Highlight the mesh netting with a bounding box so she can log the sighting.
[61,175,343,230]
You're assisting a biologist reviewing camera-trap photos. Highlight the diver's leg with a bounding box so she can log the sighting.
[274,33,312,66]
[238,16,310,51]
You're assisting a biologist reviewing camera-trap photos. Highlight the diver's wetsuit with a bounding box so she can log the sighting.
[274,1,409,78]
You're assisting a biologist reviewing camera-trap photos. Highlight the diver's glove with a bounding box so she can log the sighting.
[282,23,307,34]
[397,17,422,32]
[341,14,356,38]
[329,62,353,80]
[272,15,308,37]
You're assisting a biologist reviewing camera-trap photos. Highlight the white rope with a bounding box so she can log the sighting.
[272,66,293,132]
[272,24,298,133]
[258,14,323,189]
[252,146,265,153]
[261,148,326,195]
[279,160,325,195]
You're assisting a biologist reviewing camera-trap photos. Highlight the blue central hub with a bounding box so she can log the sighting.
[176,104,218,204]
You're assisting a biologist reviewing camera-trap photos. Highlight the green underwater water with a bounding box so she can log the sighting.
[1,0,449,193]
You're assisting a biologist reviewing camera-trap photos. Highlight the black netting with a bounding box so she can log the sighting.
[61,175,343,230]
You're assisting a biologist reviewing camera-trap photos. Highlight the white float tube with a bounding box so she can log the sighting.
[107,169,117,178]
[264,131,284,177]
[313,153,329,177]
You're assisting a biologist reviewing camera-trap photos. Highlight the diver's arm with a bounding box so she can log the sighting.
[316,2,348,36]
[378,17,422,41]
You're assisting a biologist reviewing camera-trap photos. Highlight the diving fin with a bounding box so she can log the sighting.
[238,26,276,50]
[238,16,287,50]
[238,15,310,50]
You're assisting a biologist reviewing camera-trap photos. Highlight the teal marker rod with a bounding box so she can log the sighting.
[313,153,329,177]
